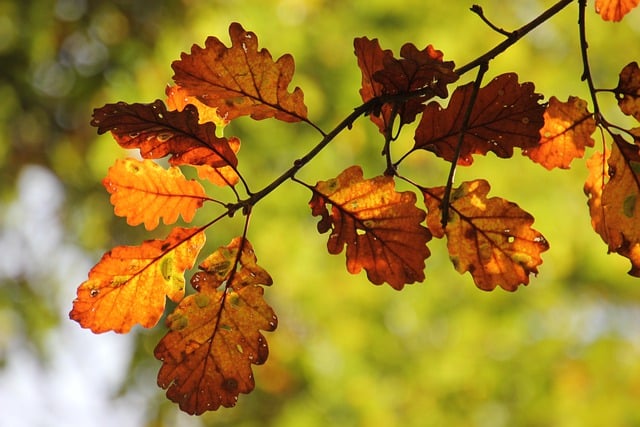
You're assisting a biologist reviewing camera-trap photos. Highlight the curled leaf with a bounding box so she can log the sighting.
[155,238,276,415]
[414,73,545,165]
[309,165,431,289]
[70,227,206,333]
[423,180,549,291]
[103,158,208,230]
[615,62,640,121]
[525,96,596,170]
[172,22,307,123]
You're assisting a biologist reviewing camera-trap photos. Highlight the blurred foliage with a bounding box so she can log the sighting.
[2,0,640,426]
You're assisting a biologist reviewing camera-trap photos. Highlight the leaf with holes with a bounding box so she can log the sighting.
[525,96,596,170]
[595,0,640,21]
[69,227,206,333]
[154,238,276,415]
[414,73,545,165]
[354,37,457,134]
[309,165,431,289]
[91,100,239,171]
[423,180,548,291]
[172,22,307,123]
[103,158,208,230]
[615,62,640,121]
[584,137,640,276]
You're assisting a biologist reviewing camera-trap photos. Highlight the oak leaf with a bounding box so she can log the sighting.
[584,137,640,276]
[91,100,239,170]
[414,73,545,165]
[155,238,276,415]
[70,227,206,333]
[166,84,230,129]
[595,0,640,21]
[423,180,549,291]
[615,62,640,121]
[309,165,431,289]
[354,37,458,134]
[172,22,307,123]
[103,158,208,230]
[525,96,596,169]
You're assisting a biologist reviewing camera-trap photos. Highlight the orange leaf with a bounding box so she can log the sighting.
[166,84,230,128]
[91,100,238,170]
[414,73,545,165]
[584,137,640,276]
[354,37,457,134]
[309,165,431,289]
[525,96,596,170]
[615,62,640,121]
[423,180,549,291]
[70,227,206,333]
[172,22,307,123]
[596,0,640,21]
[103,158,208,231]
[154,238,276,415]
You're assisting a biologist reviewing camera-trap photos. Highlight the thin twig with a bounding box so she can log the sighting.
[470,5,513,36]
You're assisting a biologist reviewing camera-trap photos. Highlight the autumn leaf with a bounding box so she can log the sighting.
[309,165,431,289]
[166,84,230,129]
[615,62,640,121]
[584,137,640,276]
[70,227,206,333]
[423,180,549,291]
[172,22,307,123]
[595,0,640,21]
[354,37,458,134]
[155,238,276,415]
[103,158,208,230]
[414,73,545,165]
[91,100,239,171]
[525,96,596,170]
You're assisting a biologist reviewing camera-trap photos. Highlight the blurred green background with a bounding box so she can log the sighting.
[2,0,640,426]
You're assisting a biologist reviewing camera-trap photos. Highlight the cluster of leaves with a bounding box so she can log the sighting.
[70,0,640,415]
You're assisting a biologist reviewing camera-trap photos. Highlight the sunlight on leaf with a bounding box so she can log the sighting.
[525,96,596,170]
[172,22,307,123]
[166,84,230,128]
[414,73,545,165]
[70,227,206,333]
[155,238,276,415]
[423,180,548,291]
[309,165,431,289]
[103,158,208,230]
[595,0,640,21]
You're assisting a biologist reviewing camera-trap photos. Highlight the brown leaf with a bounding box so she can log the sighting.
[414,73,545,165]
[155,238,276,415]
[70,227,206,333]
[595,0,640,21]
[172,22,307,123]
[525,96,596,169]
[584,137,640,276]
[423,180,548,291]
[354,37,458,134]
[103,158,208,230]
[309,165,431,289]
[166,84,230,128]
[615,62,640,121]
[91,100,239,170]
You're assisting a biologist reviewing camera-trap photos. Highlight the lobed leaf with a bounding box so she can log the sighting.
[172,22,307,123]
[154,238,276,415]
[525,96,596,170]
[166,84,230,128]
[354,37,457,134]
[91,100,239,171]
[595,0,640,21]
[423,180,549,291]
[103,158,208,230]
[70,227,206,333]
[414,73,545,165]
[584,137,640,276]
[615,62,640,121]
[309,165,431,290]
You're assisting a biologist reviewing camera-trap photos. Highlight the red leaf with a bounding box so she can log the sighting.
[309,165,431,289]
[172,22,307,123]
[91,100,239,170]
[615,62,640,121]
[596,0,640,21]
[414,73,545,165]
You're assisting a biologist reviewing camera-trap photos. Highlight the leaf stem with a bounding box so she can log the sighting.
[577,0,602,118]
